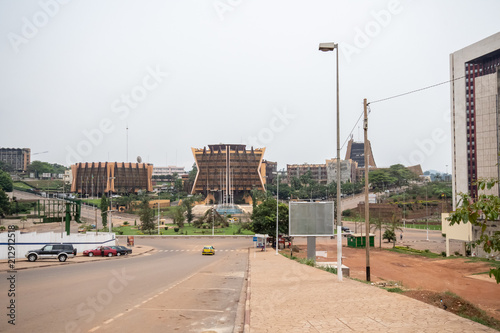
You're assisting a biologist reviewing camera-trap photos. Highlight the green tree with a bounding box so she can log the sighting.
[370,218,385,248]
[138,198,155,234]
[167,205,186,228]
[0,171,13,192]
[251,198,289,237]
[182,195,202,225]
[0,189,10,217]
[369,169,396,192]
[250,188,267,209]
[51,163,67,174]
[448,178,500,283]
[26,161,53,176]
[100,195,108,228]
[382,229,396,243]
[0,161,13,172]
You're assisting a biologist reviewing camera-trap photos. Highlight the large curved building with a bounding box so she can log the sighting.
[70,162,153,196]
[191,144,266,203]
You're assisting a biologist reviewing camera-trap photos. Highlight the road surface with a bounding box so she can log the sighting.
[0,237,251,333]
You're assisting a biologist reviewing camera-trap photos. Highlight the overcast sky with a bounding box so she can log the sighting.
[1,0,499,174]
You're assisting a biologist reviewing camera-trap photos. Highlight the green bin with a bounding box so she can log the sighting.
[347,233,375,248]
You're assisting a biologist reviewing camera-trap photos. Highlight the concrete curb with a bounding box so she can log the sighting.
[0,246,155,272]
[244,252,251,333]
[233,248,250,333]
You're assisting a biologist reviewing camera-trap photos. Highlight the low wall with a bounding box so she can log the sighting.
[0,231,116,260]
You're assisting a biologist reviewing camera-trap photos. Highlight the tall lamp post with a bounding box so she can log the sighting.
[157,202,161,235]
[319,42,342,281]
[273,169,286,255]
[109,176,115,233]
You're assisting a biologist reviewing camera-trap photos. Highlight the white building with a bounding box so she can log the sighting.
[450,32,500,209]
[325,158,357,184]
[63,169,73,184]
[153,166,187,177]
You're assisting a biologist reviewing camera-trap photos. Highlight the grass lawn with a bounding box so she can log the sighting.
[13,182,34,190]
[23,179,63,190]
[82,198,101,206]
[111,224,254,236]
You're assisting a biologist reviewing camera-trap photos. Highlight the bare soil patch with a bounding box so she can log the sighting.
[403,290,500,331]
[293,243,500,323]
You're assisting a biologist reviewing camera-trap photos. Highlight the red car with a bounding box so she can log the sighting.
[83,247,117,257]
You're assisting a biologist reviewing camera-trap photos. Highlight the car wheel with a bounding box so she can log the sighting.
[28,254,37,262]
[107,252,113,257]
[88,252,94,257]
[117,252,121,256]
[59,254,67,262]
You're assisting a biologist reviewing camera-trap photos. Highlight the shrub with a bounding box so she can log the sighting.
[342,209,352,217]
[0,226,5,231]
[174,227,179,232]
[123,221,129,226]
[441,251,447,257]
[386,287,404,293]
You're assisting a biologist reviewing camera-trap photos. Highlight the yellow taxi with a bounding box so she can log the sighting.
[202,245,215,255]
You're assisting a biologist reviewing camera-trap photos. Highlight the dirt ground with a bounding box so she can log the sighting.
[293,241,500,322]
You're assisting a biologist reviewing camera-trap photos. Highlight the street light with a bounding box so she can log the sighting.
[108,176,115,233]
[157,201,160,235]
[273,169,286,255]
[319,42,342,281]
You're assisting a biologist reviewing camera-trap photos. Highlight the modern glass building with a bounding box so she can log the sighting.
[450,32,500,208]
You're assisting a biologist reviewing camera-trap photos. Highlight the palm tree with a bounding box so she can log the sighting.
[370,218,384,248]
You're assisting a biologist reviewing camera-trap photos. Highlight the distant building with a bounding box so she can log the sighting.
[325,158,358,184]
[262,160,277,185]
[450,32,500,208]
[287,163,328,184]
[0,148,30,171]
[407,164,423,177]
[191,144,266,203]
[153,166,187,177]
[70,162,153,196]
[344,139,376,168]
[63,169,73,184]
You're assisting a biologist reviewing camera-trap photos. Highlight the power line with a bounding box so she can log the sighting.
[369,75,465,105]
[341,109,364,150]
[340,76,465,149]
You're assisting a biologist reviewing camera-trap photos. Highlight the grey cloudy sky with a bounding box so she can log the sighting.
[1,0,499,173]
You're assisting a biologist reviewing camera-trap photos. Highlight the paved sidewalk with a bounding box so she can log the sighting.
[0,245,154,272]
[247,249,495,333]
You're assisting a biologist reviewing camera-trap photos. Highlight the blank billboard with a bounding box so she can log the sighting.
[289,202,335,236]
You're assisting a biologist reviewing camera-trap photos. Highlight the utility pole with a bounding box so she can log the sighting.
[364,98,371,282]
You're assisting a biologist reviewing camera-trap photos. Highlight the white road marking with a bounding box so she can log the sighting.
[88,326,100,332]
[103,318,114,325]
[139,308,224,313]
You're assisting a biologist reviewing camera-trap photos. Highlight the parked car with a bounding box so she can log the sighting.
[108,246,128,256]
[116,246,132,255]
[202,245,215,255]
[25,244,76,262]
[83,246,117,257]
[342,226,354,237]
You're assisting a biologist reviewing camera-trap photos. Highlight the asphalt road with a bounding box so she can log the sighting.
[0,237,251,333]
